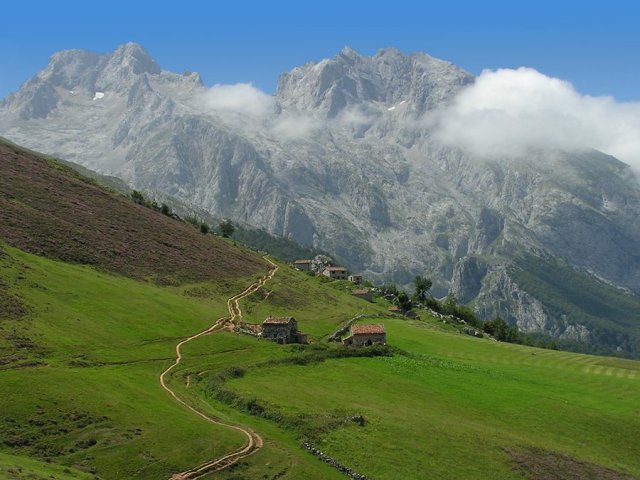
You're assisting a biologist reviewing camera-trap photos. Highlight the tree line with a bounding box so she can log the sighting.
[130,190,235,237]
[379,276,558,349]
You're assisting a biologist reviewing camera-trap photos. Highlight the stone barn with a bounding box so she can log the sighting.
[351,288,373,302]
[322,266,348,280]
[343,324,386,347]
[348,274,363,285]
[261,316,306,344]
[293,259,312,271]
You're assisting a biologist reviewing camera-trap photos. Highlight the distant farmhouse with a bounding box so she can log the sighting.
[293,259,312,271]
[322,266,348,280]
[261,316,307,344]
[343,324,386,347]
[348,274,363,285]
[351,288,373,302]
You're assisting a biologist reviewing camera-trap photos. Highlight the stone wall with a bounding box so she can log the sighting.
[350,332,386,347]
[302,442,368,480]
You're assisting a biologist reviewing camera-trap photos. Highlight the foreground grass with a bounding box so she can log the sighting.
[0,247,263,479]
[2,245,639,479]
[174,267,640,480]
[0,451,94,479]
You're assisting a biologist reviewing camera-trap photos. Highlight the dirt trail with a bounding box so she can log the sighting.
[160,257,278,480]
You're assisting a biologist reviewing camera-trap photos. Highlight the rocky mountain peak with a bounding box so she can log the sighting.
[337,46,362,64]
[374,47,405,59]
[276,46,472,117]
[37,49,102,91]
[107,42,161,75]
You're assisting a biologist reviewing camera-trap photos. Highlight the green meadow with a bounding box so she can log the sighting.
[1,247,639,479]
[220,320,640,479]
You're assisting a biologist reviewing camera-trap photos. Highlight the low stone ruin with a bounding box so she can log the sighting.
[302,442,368,480]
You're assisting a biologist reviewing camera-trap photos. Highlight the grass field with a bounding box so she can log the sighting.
[0,248,357,479]
[0,451,94,479]
[172,263,640,480]
[1,246,639,479]
[236,263,392,337]
[220,320,640,479]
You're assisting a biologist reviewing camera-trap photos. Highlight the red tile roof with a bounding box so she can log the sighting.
[326,266,347,272]
[351,324,385,335]
[294,259,312,264]
[263,316,293,325]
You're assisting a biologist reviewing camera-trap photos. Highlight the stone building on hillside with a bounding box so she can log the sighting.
[351,288,373,302]
[322,266,348,280]
[348,274,363,285]
[343,324,386,347]
[261,316,307,344]
[293,259,312,271]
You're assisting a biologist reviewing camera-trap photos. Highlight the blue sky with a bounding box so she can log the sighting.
[1,0,639,101]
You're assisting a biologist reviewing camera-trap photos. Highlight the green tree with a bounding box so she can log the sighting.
[200,222,210,234]
[380,283,399,297]
[160,203,171,216]
[395,291,412,312]
[220,220,235,238]
[483,317,521,342]
[413,275,433,302]
[442,294,458,315]
[131,190,145,205]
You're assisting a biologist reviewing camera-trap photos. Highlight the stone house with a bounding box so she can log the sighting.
[293,259,312,271]
[351,288,373,302]
[348,274,363,285]
[343,324,386,347]
[322,266,348,280]
[261,316,307,344]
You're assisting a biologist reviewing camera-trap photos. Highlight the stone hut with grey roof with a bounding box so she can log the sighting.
[351,288,373,302]
[293,259,312,271]
[261,316,307,344]
[343,324,386,347]
[322,266,348,280]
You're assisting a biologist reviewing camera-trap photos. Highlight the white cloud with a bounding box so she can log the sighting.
[335,106,373,128]
[433,67,640,170]
[200,83,274,117]
[271,113,321,140]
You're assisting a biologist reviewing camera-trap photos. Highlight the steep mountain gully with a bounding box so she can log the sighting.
[160,256,279,480]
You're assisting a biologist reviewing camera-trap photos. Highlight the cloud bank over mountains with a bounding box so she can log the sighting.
[198,67,640,171]
[433,67,640,170]
[200,82,274,118]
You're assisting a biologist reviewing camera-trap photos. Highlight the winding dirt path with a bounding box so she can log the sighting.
[160,257,279,479]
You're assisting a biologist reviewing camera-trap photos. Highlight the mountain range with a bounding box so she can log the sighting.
[2,42,640,356]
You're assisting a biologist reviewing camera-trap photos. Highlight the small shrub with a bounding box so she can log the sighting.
[220,220,235,238]
[130,190,145,205]
[160,203,171,216]
[185,216,199,227]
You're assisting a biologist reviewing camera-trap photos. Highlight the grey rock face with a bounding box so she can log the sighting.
[276,47,473,118]
[2,43,640,354]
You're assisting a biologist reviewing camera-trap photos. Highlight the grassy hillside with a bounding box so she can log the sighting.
[2,247,639,479]
[0,139,266,283]
[0,246,348,479]
[164,263,640,480]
